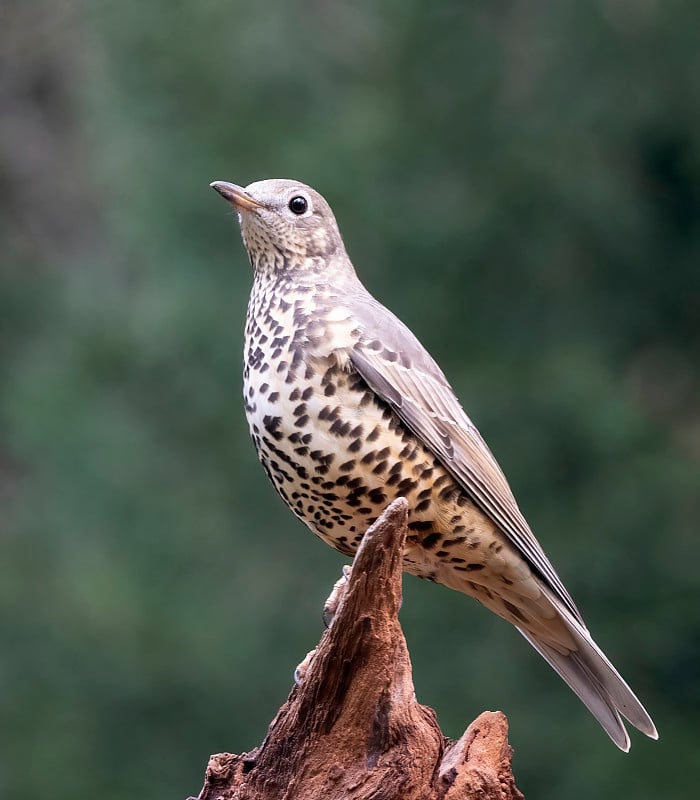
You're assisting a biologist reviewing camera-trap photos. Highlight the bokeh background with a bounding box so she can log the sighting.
[2,1,699,797]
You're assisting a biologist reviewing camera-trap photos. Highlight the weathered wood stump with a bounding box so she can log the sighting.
[190,499,523,800]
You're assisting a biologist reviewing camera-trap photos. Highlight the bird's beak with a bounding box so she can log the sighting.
[210,181,263,211]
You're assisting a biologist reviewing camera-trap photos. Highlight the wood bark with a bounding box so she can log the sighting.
[190,498,523,800]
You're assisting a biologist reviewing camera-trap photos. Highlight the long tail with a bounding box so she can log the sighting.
[519,587,658,751]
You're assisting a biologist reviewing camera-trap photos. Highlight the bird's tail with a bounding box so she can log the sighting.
[518,588,658,751]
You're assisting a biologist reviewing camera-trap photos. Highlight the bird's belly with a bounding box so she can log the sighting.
[245,355,503,575]
[244,352,555,635]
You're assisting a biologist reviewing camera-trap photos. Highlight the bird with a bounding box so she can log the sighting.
[210,177,658,751]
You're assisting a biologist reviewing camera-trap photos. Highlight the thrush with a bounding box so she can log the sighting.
[210,177,657,751]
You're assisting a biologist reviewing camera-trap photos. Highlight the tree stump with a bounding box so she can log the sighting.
[190,499,523,800]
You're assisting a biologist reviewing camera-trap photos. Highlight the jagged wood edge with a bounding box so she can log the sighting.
[192,498,522,800]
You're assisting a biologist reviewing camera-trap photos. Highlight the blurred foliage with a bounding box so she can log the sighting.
[1,1,699,798]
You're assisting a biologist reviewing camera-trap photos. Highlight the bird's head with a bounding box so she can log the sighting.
[210,178,347,277]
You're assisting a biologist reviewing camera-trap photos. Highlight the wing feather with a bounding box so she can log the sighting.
[346,294,583,623]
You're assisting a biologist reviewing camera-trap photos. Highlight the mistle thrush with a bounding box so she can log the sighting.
[210,177,657,751]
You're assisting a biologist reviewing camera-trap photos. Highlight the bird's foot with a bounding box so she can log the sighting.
[294,565,352,685]
[294,648,317,685]
[322,564,352,628]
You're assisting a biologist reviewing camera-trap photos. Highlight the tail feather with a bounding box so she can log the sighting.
[519,588,658,750]
[519,628,631,750]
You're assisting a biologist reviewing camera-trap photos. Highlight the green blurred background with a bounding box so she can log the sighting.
[2,1,699,797]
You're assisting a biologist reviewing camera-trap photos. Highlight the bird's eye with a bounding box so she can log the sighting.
[288,195,308,215]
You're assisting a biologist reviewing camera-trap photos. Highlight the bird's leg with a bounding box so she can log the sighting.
[294,564,353,685]
[293,648,316,685]
[322,564,352,628]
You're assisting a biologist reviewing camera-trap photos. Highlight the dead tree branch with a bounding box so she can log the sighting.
[190,498,523,800]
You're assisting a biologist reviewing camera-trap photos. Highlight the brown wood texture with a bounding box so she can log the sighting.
[190,499,523,800]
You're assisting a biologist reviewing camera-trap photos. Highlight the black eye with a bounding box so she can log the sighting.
[288,195,308,215]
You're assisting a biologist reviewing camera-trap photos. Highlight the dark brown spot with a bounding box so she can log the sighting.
[310,450,334,465]
[329,419,352,437]
[262,415,283,441]
[503,600,527,623]
[408,520,433,532]
[319,405,341,422]
[397,477,418,493]
[367,425,381,442]
[360,392,373,408]
[438,484,456,501]
[367,488,387,504]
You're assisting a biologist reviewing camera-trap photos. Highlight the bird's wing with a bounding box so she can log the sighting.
[346,293,583,624]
